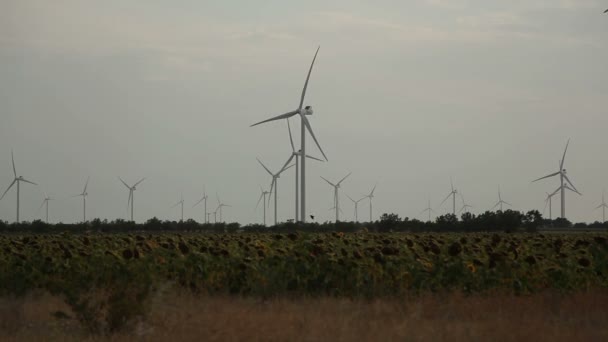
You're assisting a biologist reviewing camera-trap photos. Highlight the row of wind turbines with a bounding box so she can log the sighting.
[0,152,233,223]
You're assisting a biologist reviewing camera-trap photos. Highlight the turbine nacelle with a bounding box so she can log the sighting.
[303,106,313,115]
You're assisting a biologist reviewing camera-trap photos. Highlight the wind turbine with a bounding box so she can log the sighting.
[491,186,511,212]
[320,173,351,222]
[284,119,324,221]
[440,179,458,215]
[594,190,608,223]
[257,158,294,225]
[250,47,328,223]
[364,184,377,222]
[172,194,184,222]
[532,139,580,219]
[193,187,209,223]
[39,192,54,223]
[215,193,230,223]
[459,193,473,214]
[420,199,435,222]
[0,151,37,222]
[542,191,558,220]
[73,177,89,222]
[346,194,365,222]
[119,177,146,221]
[255,186,270,226]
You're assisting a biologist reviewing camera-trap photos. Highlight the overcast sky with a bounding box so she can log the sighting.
[1,0,607,224]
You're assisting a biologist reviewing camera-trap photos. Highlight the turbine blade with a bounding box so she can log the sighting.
[595,203,603,210]
[301,115,328,161]
[563,174,579,194]
[304,154,324,162]
[20,178,37,186]
[532,171,560,183]
[268,179,275,206]
[549,186,562,198]
[279,155,295,174]
[337,172,352,186]
[491,202,500,211]
[83,176,89,193]
[299,46,320,110]
[118,177,130,189]
[370,183,377,196]
[256,158,274,176]
[255,192,264,210]
[503,201,512,207]
[134,177,146,187]
[560,139,570,169]
[320,176,336,187]
[278,164,295,175]
[0,179,16,201]
[192,198,204,208]
[250,110,298,127]
[11,151,16,178]
[346,194,355,203]
[440,192,452,206]
[287,119,295,153]
[127,190,132,209]
[39,199,46,211]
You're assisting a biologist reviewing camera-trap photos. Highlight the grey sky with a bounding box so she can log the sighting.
[1,0,607,224]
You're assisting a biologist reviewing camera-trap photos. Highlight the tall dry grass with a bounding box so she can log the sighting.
[2,290,608,341]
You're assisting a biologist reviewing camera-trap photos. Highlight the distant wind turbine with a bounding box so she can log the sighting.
[284,119,324,221]
[0,151,37,222]
[532,139,580,219]
[73,177,89,222]
[440,179,458,215]
[364,184,377,222]
[321,173,351,222]
[257,158,294,225]
[594,190,608,223]
[459,192,473,214]
[491,186,511,212]
[39,191,54,223]
[420,199,435,222]
[172,194,184,222]
[193,187,208,223]
[215,193,230,223]
[346,194,365,222]
[119,177,146,221]
[251,47,328,223]
[255,186,271,226]
[542,191,558,220]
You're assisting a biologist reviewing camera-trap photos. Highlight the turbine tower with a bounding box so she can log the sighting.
[0,151,37,222]
[321,173,351,222]
[257,158,294,226]
[193,187,208,223]
[256,186,271,226]
[491,186,511,212]
[39,192,54,223]
[251,47,328,223]
[73,177,89,222]
[215,193,230,223]
[532,139,580,219]
[172,194,184,222]
[440,180,458,215]
[119,177,146,221]
[346,194,365,222]
[364,184,377,222]
[420,199,435,222]
[594,190,608,223]
[284,119,324,221]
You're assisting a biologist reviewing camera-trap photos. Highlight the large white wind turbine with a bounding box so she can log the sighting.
[250,47,328,223]
[256,186,271,226]
[73,177,89,222]
[257,158,294,226]
[321,173,351,222]
[594,190,608,223]
[532,139,581,219]
[284,119,324,221]
[172,194,184,222]
[346,194,365,222]
[364,184,377,222]
[420,199,435,222]
[193,187,208,223]
[39,191,54,223]
[440,180,458,215]
[119,177,146,221]
[0,151,37,222]
[490,186,511,212]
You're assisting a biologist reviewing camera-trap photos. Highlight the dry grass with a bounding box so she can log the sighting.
[2,290,608,341]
